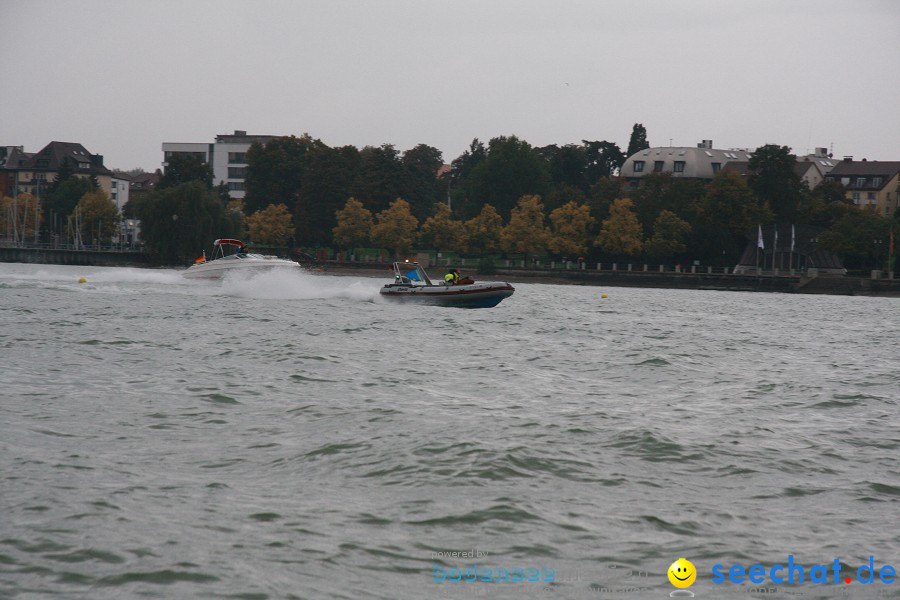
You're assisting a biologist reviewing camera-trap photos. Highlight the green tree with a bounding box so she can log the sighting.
[630,173,705,237]
[583,140,625,182]
[135,181,237,264]
[401,144,445,221]
[333,197,374,250]
[159,153,213,190]
[419,203,465,252]
[296,144,360,246]
[595,198,643,256]
[468,136,551,221]
[500,195,549,258]
[819,208,891,270]
[70,191,120,246]
[449,138,487,219]
[690,169,771,265]
[538,144,587,192]
[548,201,595,256]
[748,144,803,221]
[246,203,294,247]
[244,134,321,214]
[644,210,692,260]
[625,123,650,158]
[699,169,772,236]
[463,203,503,254]
[798,180,853,228]
[351,144,404,215]
[370,198,419,258]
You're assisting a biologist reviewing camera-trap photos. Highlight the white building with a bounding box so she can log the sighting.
[110,174,130,212]
[161,130,277,199]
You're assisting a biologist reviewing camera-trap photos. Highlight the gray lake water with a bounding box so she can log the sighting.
[1,263,898,600]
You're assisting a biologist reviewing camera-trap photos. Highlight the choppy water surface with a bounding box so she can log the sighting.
[1,263,898,599]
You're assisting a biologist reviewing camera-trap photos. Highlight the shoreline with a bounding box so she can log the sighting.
[320,263,900,297]
[2,247,898,297]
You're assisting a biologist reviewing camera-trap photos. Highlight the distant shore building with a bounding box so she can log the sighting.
[161,130,277,199]
[621,141,839,189]
[824,157,900,217]
[0,141,113,198]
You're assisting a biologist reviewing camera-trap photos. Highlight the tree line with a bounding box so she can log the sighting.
[4,123,895,272]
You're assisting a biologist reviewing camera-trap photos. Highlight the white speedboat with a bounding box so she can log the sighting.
[182,239,301,280]
[380,261,514,308]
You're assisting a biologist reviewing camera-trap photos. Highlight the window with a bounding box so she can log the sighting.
[868,192,876,202]
[36,159,49,167]
[228,152,247,164]
[227,167,246,179]
[711,162,721,173]
[872,177,882,187]
[673,161,685,173]
[633,161,644,173]
[856,177,867,188]
[78,162,90,169]
[227,182,245,191]
[852,192,860,204]
[653,161,664,172]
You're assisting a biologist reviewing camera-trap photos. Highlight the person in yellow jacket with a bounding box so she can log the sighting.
[444,268,460,285]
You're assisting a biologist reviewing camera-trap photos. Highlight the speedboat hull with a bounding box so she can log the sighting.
[380,281,515,308]
[182,257,300,279]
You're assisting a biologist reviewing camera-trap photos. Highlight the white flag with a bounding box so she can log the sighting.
[757,225,764,250]
[791,225,795,252]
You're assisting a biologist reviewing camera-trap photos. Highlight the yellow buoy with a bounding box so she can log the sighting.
[78,277,87,284]
[601,293,607,298]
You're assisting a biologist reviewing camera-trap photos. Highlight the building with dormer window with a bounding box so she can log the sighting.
[824,158,900,217]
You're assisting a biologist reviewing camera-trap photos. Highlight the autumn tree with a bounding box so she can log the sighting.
[0,193,42,243]
[43,177,94,227]
[463,203,503,254]
[246,203,294,247]
[370,198,419,258]
[333,197,374,250]
[500,195,549,259]
[644,210,692,260]
[595,198,643,256]
[69,191,120,246]
[548,201,595,256]
[418,203,465,252]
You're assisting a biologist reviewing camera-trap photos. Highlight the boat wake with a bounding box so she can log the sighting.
[220,269,380,302]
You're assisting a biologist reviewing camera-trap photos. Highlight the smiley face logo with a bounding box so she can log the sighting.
[668,558,696,588]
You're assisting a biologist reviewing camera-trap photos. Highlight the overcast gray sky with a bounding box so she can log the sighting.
[2,0,898,171]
